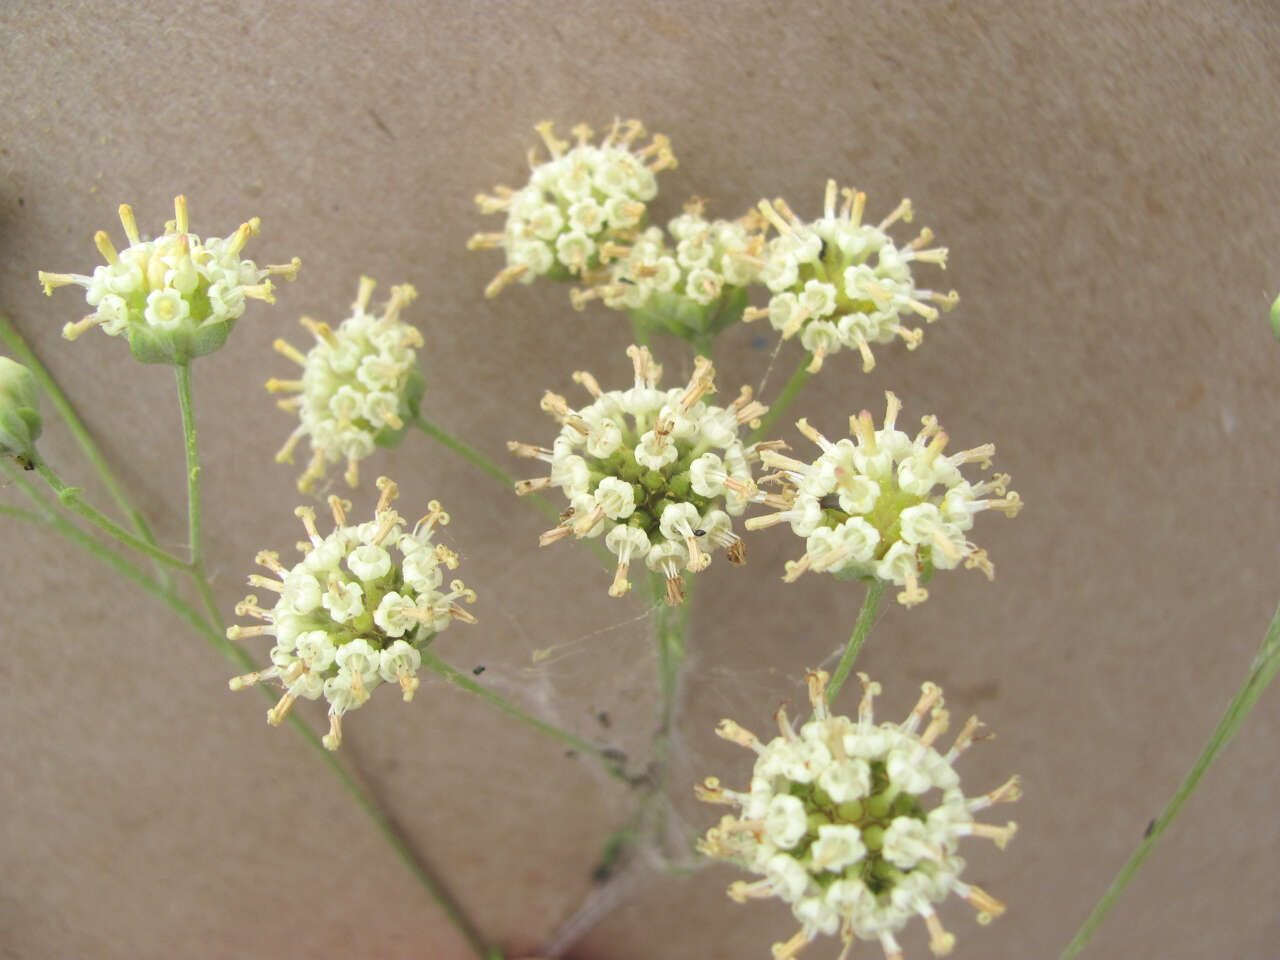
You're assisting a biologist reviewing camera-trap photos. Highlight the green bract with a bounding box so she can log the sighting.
[0,356,41,467]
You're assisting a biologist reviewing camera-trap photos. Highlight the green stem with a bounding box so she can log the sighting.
[692,333,714,362]
[174,363,221,627]
[419,650,627,782]
[411,414,560,522]
[410,414,611,568]
[748,353,814,446]
[0,311,168,584]
[31,458,192,572]
[1061,598,1280,959]
[649,572,689,742]
[1,461,497,960]
[827,581,886,703]
[627,311,651,348]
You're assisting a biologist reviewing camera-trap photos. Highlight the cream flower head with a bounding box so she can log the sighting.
[569,197,766,341]
[510,345,769,605]
[269,276,425,493]
[228,478,475,750]
[38,196,299,364]
[698,670,1020,960]
[468,119,677,297]
[746,392,1021,607]
[743,181,956,374]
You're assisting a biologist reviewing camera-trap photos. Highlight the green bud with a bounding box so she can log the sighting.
[0,356,42,467]
[862,824,885,851]
[640,470,666,492]
[836,800,865,822]
[864,792,892,819]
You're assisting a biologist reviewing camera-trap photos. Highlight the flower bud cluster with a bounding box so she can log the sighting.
[269,276,425,493]
[37,196,299,364]
[570,199,765,340]
[468,119,677,298]
[0,357,41,468]
[747,393,1021,608]
[698,670,1019,960]
[744,181,957,374]
[511,345,768,605]
[228,478,476,750]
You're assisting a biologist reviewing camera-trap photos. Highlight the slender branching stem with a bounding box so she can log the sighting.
[0,311,168,585]
[826,581,886,703]
[748,352,813,446]
[174,363,221,627]
[1061,598,1280,959]
[1,459,498,960]
[31,457,191,573]
[420,649,628,782]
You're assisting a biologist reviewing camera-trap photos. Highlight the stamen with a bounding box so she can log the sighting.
[93,230,119,265]
[118,204,140,244]
[272,338,308,367]
[484,263,529,298]
[173,195,189,234]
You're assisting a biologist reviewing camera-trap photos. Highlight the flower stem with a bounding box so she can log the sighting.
[409,414,611,567]
[410,414,559,522]
[30,457,192,572]
[692,333,714,362]
[1060,598,1280,959]
[826,581,885,703]
[627,311,651,348]
[174,362,221,627]
[649,572,690,741]
[0,311,168,584]
[1,460,498,960]
[748,352,814,446]
[419,649,628,782]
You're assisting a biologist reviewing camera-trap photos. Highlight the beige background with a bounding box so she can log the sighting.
[3,2,1279,958]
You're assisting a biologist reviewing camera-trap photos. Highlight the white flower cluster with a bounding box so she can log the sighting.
[510,345,768,605]
[698,670,1019,960]
[468,119,677,298]
[38,196,299,363]
[228,478,476,750]
[744,180,957,374]
[269,276,424,493]
[571,198,765,313]
[746,392,1022,608]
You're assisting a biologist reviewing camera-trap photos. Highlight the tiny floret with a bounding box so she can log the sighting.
[510,345,768,604]
[228,478,475,750]
[744,181,957,374]
[698,670,1020,960]
[469,119,677,297]
[0,357,42,468]
[269,276,425,493]
[747,393,1021,607]
[38,196,299,364]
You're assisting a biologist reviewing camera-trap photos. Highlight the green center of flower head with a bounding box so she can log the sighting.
[512,346,769,604]
[782,761,929,896]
